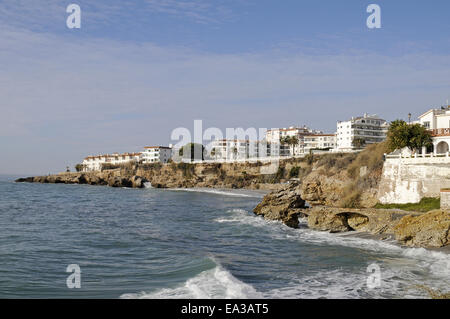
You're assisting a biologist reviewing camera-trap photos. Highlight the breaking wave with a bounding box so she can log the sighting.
[120,259,262,299]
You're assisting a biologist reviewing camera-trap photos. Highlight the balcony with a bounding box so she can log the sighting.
[430,128,450,137]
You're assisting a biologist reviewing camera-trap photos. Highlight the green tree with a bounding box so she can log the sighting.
[179,143,205,162]
[75,164,86,172]
[387,120,433,152]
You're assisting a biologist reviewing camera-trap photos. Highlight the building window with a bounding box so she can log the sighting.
[423,121,430,129]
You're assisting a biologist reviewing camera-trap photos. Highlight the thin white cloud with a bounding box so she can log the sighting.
[1,22,450,174]
[144,0,237,24]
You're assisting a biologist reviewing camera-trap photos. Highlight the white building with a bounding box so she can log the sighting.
[265,126,322,144]
[418,106,450,154]
[82,152,141,171]
[302,134,336,154]
[336,114,388,151]
[265,126,325,156]
[141,146,172,164]
[209,140,260,161]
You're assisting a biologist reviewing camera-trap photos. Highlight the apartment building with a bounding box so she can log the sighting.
[141,146,173,164]
[336,114,388,151]
[209,139,260,161]
[302,134,336,154]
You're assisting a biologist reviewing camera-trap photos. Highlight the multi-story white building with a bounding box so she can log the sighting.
[209,140,259,161]
[141,146,172,164]
[302,134,336,154]
[265,126,325,156]
[336,114,388,151]
[418,106,450,154]
[265,126,322,144]
[82,152,141,171]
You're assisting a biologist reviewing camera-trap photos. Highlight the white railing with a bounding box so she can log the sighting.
[385,152,450,159]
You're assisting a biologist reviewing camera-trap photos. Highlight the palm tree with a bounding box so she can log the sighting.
[289,136,299,156]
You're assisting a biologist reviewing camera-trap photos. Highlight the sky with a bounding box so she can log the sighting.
[1,0,450,175]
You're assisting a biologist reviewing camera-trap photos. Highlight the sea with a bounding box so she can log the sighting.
[0,175,449,299]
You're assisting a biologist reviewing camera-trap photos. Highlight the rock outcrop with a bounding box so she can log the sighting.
[393,210,450,248]
[16,173,148,189]
[253,181,306,228]
[253,184,450,248]
[301,206,412,234]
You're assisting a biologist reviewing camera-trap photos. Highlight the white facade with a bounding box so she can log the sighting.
[302,134,336,154]
[265,126,322,144]
[336,114,388,151]
[141,146,172,164]
[265,126,326,156]
[209,140,259,161]
[418,106,450,154]
[82,152,141,171]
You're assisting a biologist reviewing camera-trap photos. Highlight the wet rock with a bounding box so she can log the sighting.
[15,177,34,183]
[253,181,306,228]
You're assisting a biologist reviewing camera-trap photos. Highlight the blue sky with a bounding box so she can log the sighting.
[1,0,450,174]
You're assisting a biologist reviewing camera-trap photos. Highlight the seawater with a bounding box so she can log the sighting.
[0,176,449,298]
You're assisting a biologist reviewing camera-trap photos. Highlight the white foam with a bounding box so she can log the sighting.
[122,210,450,299]
[216,208,450,289]
[143,182,153,188]
[120,264,262,299]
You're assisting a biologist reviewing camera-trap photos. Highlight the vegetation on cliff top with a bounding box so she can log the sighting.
[387,120,433,153]
[375,197,440,213]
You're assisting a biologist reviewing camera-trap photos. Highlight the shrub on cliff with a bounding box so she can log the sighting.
[339,142,388,208]
[347,142,388,180]
[289,166,300,178]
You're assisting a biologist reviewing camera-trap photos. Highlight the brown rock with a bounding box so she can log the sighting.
[394,210,450,248]
[253,182,306,228]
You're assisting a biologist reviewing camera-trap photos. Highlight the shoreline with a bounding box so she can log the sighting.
[14,171,450,252]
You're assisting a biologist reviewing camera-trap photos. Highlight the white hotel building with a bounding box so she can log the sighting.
[418,106,450,154]
[141,146,172,164]
[336,114,388,151]
[82,152,142,171]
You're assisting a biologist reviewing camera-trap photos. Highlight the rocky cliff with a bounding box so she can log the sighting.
[251,143,450,248]
[16,159,304,191]
[253,183,450,248]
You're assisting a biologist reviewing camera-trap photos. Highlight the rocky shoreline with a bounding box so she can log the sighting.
[15,172,149,189]
[253,182,450,249]
[16,144,450,250]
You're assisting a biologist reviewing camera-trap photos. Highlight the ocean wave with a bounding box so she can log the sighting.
[120,260,262,299]
[216,209,450,281]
